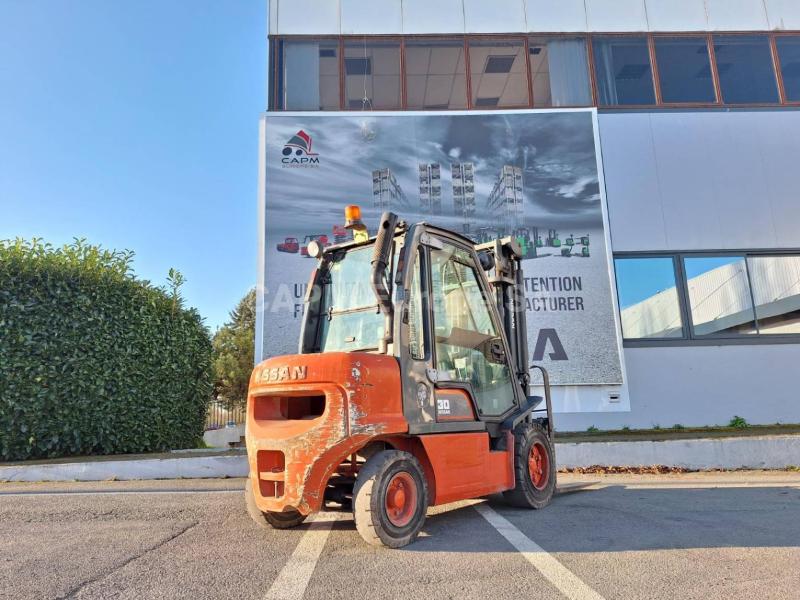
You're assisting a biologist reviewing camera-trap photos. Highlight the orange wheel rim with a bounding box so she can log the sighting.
[385,472,417,527]
[528,442,549,490]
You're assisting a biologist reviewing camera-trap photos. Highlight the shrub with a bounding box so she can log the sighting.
[0,239,213,461]
[728,415,748,429]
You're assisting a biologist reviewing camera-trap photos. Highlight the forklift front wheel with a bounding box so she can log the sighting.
[503,422,556,509]
[353,450,429,548]
[245,478,307,530]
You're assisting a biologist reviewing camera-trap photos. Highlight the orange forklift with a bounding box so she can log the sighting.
[246,206,555,547]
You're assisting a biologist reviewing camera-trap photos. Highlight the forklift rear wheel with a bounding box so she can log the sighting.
[503,422,556,509]
[352,450,429,548]
[245,478,307,530]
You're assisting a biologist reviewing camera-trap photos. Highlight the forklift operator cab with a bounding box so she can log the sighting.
[245,208,556,548]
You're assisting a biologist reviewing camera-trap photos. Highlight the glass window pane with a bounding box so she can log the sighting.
[430,243,515,416]
[468,40,528,108]
[592,36,656,106]
[282,41,340,110]
[528,36,592,107]
[776,36,800,102]
[654,36,716,103]
[614,257,683,339]
[746,256,800,334]
[344,41,401,110]
[714,35,779,104]
[405,40,467,110]
[408,251,425,359]
[683,256,757,337]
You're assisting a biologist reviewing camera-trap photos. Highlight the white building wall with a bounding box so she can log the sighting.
[558,344,800,430]
[270,0,800,35]
[561,109,800,432]
[597,110,800,253]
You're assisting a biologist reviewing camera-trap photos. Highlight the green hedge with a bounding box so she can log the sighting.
[0,239,213,461]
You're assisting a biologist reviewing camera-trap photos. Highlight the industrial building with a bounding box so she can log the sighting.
[418,162,443,215]
[486,165,524,235]
[371,167,407,211]
[450,162,476,234]
[262,0,800,431]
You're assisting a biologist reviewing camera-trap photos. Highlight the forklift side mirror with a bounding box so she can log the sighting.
[478,250,494,271]
[481,337,506,364]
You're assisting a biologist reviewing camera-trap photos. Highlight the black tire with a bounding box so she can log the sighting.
[352,450,429,548]
[503,422,556,509]
[245,478,307,530]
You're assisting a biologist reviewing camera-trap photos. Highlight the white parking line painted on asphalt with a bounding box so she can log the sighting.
[263,512,345,600]
[474,503,606,600]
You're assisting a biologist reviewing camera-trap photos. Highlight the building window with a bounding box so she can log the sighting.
[343,40,401,110]
[746,256,800,334]
[713,35,780,104]
[683,256,757,337]
[614,257,684,340]
[592,36,656,106]
[616,252,800,345]
[272,32,797,111]
[467,39,529,108]
[654,36,716,104]
[405,40,468,110]
[280,40,340,110]
[527,36,592,107]
[776,36,800,102]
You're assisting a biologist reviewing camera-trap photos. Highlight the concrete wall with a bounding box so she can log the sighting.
[268,0,800,36]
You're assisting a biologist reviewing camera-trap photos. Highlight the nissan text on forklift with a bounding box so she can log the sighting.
[245,205,556,548]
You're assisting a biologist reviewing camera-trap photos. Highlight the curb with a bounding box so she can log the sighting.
[0,455,248,482]
[556,434,800,470]
[2,435,798,482]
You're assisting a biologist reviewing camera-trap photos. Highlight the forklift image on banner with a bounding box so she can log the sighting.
[580,234,590,257]
[546,229,561,248]
[533,227,544,248]
[512,227,537,259]
[246,205,556,548]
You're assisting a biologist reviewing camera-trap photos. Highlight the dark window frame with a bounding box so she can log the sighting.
[403,36,473,110]
[773,32,800,105]
[466,35,532,110]
[650,33,720,106]
[591,33,659,107]
[342,36,404,111]
[613,254,687,342]
[270,31,800,111]
[615,250,800,347]
[527,34,594,108]
[710,32,783,106]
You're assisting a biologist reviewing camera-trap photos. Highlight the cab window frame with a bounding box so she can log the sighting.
[425,237,519,419]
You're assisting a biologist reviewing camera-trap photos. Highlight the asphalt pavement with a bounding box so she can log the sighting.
[1,472,799,600]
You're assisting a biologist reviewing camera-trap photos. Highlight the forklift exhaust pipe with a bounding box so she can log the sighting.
[371,212,399,353]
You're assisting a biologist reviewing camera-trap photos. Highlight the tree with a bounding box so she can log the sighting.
[213,288,256,408]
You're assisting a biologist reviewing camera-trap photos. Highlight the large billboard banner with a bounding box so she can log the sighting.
[258,109,623,386]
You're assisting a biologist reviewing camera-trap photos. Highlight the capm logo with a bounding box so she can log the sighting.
[281,130,320,167]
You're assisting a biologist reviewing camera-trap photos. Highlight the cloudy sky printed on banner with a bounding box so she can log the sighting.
[264,111,602,235]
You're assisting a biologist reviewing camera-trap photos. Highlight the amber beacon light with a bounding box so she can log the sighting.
[345,204,369,243]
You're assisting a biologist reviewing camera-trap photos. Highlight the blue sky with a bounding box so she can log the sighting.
[0,1,266,330]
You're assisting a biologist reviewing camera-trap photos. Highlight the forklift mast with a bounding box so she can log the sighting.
[475,237,530,392]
